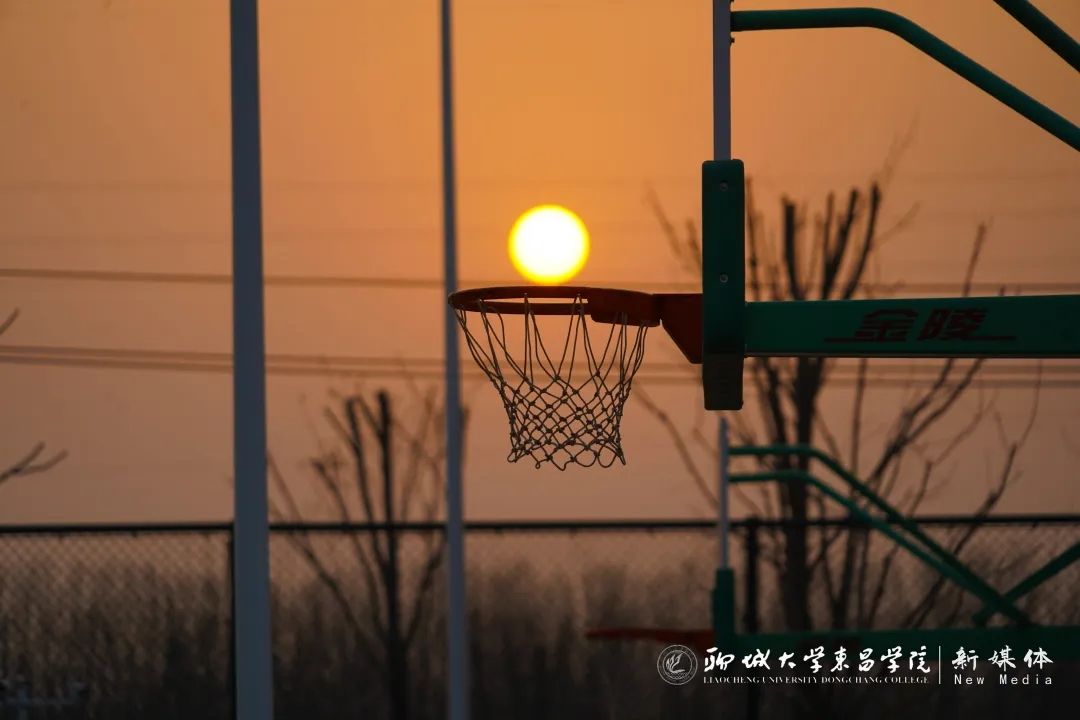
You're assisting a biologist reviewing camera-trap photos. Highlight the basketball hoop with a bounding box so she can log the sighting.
[448,286,702,470]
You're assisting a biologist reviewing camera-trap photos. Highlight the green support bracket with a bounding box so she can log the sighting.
[701,160,746,410]
[731,444,1031,625]
[972,541,1080,626]
[708,444,1080,661]
[729,468,1028,626]
[731,8,1080,153]
[994,0,1080,74]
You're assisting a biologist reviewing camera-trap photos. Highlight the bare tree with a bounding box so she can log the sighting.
[269,384,464,720]
[639,153,1040,641]
[0,309,66,493]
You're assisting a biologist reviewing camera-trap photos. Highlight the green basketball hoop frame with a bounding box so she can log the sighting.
[452,0,1080,666]
[696,1,1080,664]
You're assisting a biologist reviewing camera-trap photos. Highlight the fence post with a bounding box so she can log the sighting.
[744,518,760,720]
[228,530,237,720]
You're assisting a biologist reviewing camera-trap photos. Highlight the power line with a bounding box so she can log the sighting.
[0,344,442,368]
[3,267,1078,295]
[1,169,1078,193]
[1,203,1078,250]
[0,267,443,290]
[3,342,1077,375]
[0,353,1066,388]
[0,344,1069,388]
[1,202,1078,248]
[0,353,1054,388]
[5,343,1079,376]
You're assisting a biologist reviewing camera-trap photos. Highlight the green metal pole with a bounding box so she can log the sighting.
[714,418,737,653]
[994,0,1080,74]
[731,8,1080,152]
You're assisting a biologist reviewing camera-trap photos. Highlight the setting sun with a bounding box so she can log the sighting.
[508,205,590,285]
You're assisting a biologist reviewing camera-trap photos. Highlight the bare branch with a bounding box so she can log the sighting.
[849,240,998,495]
[872,121,918,192]
[267,455,381,661]
[267,453,305,522]
[866,538,903,629]
[646,187,701,277]
[782,199,804,300]
[811,403,843,464]
[343,399,381,529]
[903,386,1037,630]
[0,309,19,338]
[404,533,447,645]
[746,180,766,303]
[823,190,857,299]
[866,203,919,257]
[848,358,869,475]
[309,456,388,629]
[808,194,832,296]
[839,185,881,300]
[0,443,68,488]
[635,386,716,506]
[396,387,439,519]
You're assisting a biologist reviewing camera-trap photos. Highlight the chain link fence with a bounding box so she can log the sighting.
[0,516,1075,718]
[0,524,232,720]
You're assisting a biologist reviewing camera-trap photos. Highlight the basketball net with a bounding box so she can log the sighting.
[453,294,648,469]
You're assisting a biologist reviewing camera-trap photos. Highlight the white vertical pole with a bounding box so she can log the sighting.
[439,1,469,719]
[714,0,733,571]
[229,1,275,719]
[718,417,730,569]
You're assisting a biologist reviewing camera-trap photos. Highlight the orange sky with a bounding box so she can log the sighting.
[0,0,1078,522]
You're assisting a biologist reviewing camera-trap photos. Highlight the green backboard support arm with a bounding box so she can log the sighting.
[730,8,1080,153]
[994,0,1080,74]
[700,197,1080,409]
[744,294,1080,357]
